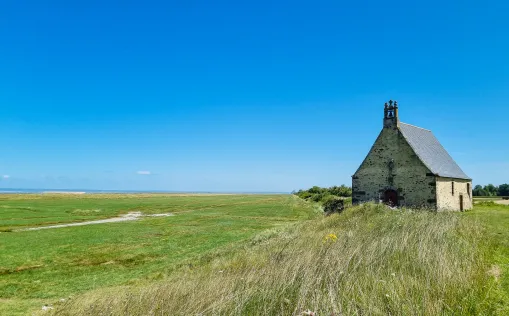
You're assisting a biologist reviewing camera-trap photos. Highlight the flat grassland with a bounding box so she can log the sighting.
[0,194,316,315]
[1,195,508,315]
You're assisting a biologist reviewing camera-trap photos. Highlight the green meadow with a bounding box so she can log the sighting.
[1,194,508,315]
[0,194,316,315]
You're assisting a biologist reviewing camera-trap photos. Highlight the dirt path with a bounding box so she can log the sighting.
[496,200,509,205]
[17,212,174,232]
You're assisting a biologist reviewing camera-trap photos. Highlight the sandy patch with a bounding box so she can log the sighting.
[147,213,174,217]
[157,193,236,196]
[495,200,509,205]
[16,212,174,232]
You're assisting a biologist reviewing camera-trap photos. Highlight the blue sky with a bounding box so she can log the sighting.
[1,0,508,192]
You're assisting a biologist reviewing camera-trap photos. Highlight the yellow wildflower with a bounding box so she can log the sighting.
[323,233,338,243]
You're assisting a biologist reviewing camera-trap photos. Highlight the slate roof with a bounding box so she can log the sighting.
[399,123,471,180]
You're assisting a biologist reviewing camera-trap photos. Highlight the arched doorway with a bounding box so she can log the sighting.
[384,189,398,207]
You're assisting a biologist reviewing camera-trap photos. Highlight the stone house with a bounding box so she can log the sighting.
[352,101,472,211]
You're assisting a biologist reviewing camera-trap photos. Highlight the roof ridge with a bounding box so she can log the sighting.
[399,122,431,132]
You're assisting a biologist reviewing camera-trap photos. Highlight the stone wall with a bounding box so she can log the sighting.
[436,177,473,211]
[352,126,437,208]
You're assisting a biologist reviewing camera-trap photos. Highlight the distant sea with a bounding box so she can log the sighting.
[0,188,288,194]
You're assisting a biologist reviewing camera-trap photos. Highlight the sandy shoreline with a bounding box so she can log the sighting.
[42,191,87,194]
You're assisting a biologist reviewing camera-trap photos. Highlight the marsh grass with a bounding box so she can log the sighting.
[1,194,317,315]
[53,203,502,315]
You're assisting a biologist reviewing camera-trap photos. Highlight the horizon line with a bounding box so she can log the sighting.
[0,187,291,194]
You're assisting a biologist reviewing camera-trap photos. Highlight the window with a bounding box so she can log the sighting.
[467,183,471,196]
[452,182,455,196]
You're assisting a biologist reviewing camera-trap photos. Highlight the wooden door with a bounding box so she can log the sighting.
[384,190,398,207]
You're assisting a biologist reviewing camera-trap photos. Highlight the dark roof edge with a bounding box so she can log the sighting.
[435,175,473,181]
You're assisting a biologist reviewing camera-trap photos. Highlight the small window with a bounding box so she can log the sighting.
[452,182,455,196]
[467,183,471,196]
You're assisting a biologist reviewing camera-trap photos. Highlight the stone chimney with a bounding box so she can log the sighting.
[383,100,399,128]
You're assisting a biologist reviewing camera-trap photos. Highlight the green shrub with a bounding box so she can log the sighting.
[297,191,312,200]
[310,192,330,203]
[293,185,352,204]
[322,196,345,215]
[328,185,352,197]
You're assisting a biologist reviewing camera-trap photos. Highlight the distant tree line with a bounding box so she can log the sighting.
[473,184,509,197]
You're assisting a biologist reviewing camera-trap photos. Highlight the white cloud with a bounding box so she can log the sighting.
[137,171,151,175]
[2,175,10,179]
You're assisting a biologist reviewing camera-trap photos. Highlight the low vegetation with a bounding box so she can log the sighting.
[293,185,352,206]
[2,194,508,315]
[52,203,508,315]
[0,194,316,315]
[468,202,509,310]
[322,196,345,215]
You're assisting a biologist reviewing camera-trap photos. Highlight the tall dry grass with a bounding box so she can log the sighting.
[53,203,500,315]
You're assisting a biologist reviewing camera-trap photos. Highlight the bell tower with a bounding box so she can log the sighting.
[383,100,399,128]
